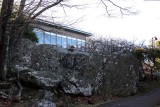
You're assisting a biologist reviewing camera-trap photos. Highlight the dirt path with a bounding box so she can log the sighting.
[97,88,160,107]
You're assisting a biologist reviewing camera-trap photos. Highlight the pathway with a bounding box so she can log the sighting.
[97,88,160,107]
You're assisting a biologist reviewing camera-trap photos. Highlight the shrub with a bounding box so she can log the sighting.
[23,28,38,43]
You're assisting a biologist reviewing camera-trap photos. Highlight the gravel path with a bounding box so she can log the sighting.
[97,88,160,107]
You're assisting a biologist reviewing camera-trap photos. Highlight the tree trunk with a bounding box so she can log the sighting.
[0,0,14,81]
[18,0,26,17]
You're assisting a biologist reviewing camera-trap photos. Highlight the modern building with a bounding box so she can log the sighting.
[30,19,92,50]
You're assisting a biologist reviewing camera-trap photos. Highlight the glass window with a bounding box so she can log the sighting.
[67,37,77,48]
[45,32,51,44]
[81,40,85,51]
[50,33,56,45]
[72,38,77,48]
[77,39,82,48]
[82,40,85,47]
[34,29,86,50]
[62,35,67,48]
[57,34,62,46]
[34,30,44,44]
[68,37,72,47]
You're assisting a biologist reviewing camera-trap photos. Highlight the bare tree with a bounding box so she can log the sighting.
[87,37,135,54]
[0,0,137,81]
[0,0,14,81]
[100,0,138,17]
[0,0,68,101]
[0,0,138,101]
[0,0,70,81]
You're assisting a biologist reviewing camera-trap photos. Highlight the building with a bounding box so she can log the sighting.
[30,19,92,50]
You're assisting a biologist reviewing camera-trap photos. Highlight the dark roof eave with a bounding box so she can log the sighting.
[34,20,92,37]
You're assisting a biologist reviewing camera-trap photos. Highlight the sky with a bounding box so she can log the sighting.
[42,0,160,45]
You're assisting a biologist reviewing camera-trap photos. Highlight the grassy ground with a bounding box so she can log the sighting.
[141,75,160,107]
[137,75,160,94]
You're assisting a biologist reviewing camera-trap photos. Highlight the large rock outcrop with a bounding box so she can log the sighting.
[9,39,143,97]
[9,39,93,96]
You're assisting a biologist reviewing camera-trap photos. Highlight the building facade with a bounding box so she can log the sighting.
[31,19,92,51]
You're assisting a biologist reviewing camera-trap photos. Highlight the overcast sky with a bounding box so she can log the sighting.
[42,0,160,45]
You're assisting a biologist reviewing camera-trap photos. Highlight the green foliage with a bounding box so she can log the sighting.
[132,48,147,61]
[23,28,38,43]
[133,48,160,60]
[155,58,160,70]
[137,75,160,93]
[147,48,160,60]
[132,47,160,70]
[156,41,160,48]
[67,45,75,52]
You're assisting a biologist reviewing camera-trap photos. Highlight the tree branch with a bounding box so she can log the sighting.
[100,0,111,17]
[18,0,26,17]
[28,0,42,19]
[100,0,137,17]
[31,0,63,20]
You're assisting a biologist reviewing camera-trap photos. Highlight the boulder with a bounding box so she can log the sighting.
[60,69,93,96]
[30,44,89,72]
[9,39,94,96]
[18,68,63,89]
[100,52,141,96]
[31,45,60,71]
[9,39,36,68]
[35,99,56,107]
